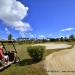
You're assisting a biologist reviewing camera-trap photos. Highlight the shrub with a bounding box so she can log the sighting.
[27,45,46,61]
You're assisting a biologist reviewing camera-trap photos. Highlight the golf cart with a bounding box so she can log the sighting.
[0,40,20,70]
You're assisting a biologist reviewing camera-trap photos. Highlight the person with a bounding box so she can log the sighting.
[0,46,9,63]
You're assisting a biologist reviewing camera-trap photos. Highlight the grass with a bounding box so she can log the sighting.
[0,42,75,75]
[0,44,47,75]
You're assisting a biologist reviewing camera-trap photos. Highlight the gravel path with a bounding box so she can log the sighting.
[45,46,75,75]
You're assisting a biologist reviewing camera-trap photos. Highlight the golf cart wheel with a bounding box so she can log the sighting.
[15,57,20,63]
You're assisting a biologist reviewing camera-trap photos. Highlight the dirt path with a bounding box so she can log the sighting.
[45,46,75,75]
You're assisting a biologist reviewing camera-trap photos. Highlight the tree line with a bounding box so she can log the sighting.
[6,34,75,44]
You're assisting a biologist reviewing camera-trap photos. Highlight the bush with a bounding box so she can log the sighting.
[27,46,46,61]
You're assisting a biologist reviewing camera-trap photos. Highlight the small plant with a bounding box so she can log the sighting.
[27,45,46,61]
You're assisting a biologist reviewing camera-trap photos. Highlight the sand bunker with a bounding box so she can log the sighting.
[32,43,71,49]
[32,43,75,75]
[45,46,75,75]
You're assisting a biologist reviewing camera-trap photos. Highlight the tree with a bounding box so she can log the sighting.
[8,34,13,40]
[69,34,75,42]
[64,37,69,42]
[60,37,64,41]
[42,39,47,42]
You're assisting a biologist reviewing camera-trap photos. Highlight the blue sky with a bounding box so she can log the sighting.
[0,0,75,39]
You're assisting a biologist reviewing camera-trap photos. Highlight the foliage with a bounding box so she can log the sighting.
[60,37,64,41]
[27,46,46,61]
[50,38,59,42]
[17,38,31,44]
[8,34,13,40]
[69,34,75,42]
[42,39,47,42]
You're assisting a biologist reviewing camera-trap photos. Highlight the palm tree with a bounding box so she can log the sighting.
[8,34,13,40]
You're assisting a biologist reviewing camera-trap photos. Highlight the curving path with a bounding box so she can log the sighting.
[45,46,75,75]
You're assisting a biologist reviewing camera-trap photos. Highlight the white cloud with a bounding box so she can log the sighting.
[5,28,10,34]
[19,32,36,38]
[60,28,74,32]
[59,36,64,38]
[66,35,69,37]
[29,33,36,38]
[39,35,45,38]
[0,0,32,37]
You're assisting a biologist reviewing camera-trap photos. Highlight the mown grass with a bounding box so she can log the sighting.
[0,42,75,75]
[0,44,47,75]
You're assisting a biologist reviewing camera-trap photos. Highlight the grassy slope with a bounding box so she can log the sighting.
[0,42,75,75]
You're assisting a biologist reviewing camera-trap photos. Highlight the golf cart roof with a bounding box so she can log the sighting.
[0,40,14,43]
[0,40,17,52]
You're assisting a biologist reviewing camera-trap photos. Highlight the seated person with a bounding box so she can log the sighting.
[0,46,9,63]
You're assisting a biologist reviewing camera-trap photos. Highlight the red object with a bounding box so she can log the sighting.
[0,49,3,59]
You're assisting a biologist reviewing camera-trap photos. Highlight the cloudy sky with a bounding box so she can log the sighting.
[0,0,75,39]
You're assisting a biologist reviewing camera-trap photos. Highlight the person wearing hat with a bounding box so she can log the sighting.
[0,46,9,62]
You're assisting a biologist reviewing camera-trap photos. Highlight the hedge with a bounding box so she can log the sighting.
[27,45,46,61]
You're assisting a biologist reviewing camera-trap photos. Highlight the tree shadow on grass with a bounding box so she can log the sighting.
[16,59,40,66]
